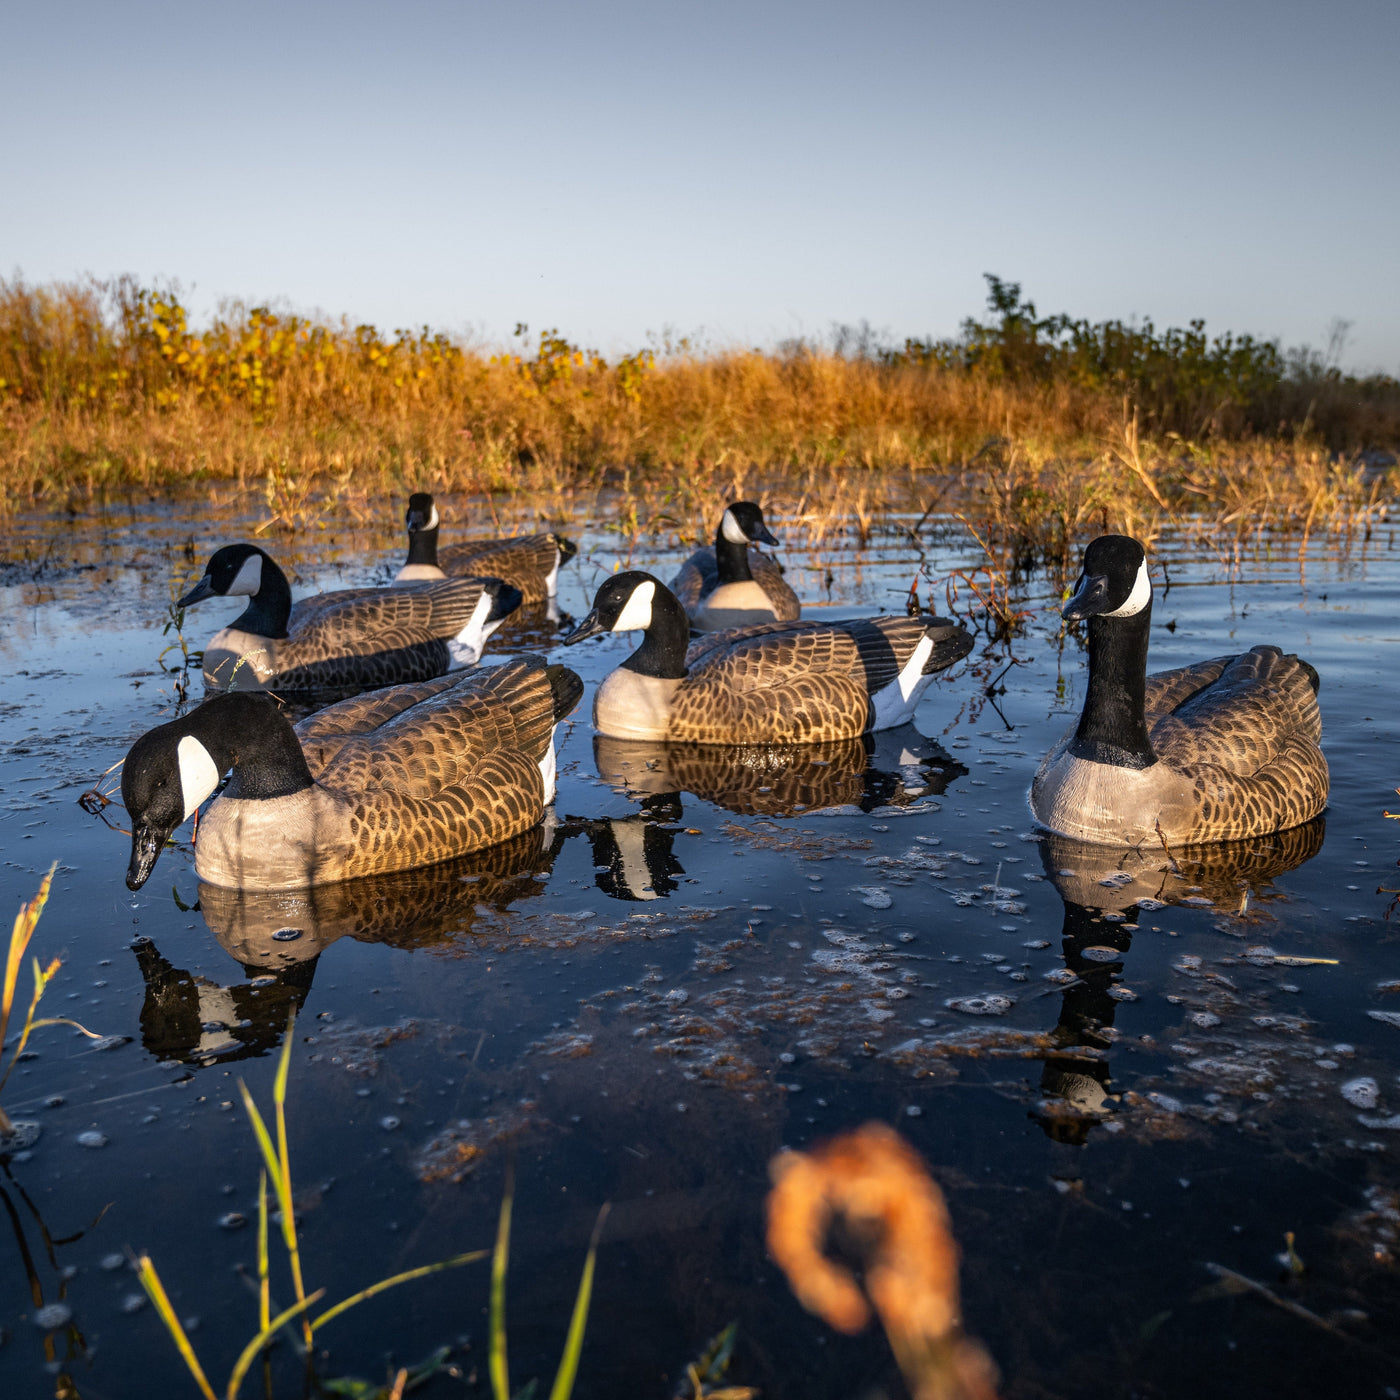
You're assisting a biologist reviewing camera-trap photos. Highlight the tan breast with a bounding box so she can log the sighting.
[194,786,356,890]
[1030,744,1197,845]
[203,628,280,691]
[394,562,447,582]
[593,670,683,741]
[693,581,780,632]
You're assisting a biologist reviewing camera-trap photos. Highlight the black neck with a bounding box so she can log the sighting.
[194,694,316,799]
[714,529,753,583]
[405,526,440,568]
[1070,605,1157,769]
[621,587,692,680]
[231,555,293,640]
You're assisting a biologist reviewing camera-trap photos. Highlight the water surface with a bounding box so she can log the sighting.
[1,499,1398,1398]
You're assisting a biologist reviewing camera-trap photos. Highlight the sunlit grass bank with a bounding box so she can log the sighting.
[1,274,1396,540]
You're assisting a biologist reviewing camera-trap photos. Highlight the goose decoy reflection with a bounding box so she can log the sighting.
[131,936,318,1068]
[592,725,965,818]
[195,822,567,965]
[1030,819,1325,1143]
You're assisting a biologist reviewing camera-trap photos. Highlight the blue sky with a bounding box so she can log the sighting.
[3,0,1396,368]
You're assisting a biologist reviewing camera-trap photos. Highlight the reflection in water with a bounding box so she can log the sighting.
[1032,819,1326,1143]
[131,937,319,1067]
[0,1161,104,1389]
[134,824,564,1065]
[576,804,687,902]
[593,725,965,817]
[575,729,966,904]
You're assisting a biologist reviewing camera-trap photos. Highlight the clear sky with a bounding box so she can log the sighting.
[3,0,1396,368]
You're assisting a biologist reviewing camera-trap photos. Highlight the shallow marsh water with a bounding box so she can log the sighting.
[1,497,1398,1399]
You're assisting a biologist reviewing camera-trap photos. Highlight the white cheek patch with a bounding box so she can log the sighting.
[228,553,263,597]
[720,508,749,544]
[177,735,222,818]
[1103,559,1151,617]
[426,504,440,530]
[613,579,656,632]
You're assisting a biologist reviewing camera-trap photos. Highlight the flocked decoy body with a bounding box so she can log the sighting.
[563,572,972,744]
[668,501,801,631]
[121,657,583,891]
[178,543,520,693]
[395,492,576,604]
[1030,534,1329,846]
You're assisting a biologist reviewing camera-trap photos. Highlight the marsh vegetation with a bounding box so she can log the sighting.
[2,276,1395,553]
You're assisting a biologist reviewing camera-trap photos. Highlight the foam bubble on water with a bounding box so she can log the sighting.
[1341,1077,1380,1109]
[945,994,1015,1017]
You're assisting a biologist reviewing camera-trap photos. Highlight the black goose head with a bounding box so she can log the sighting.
[563,572,689,678]
[178,544,272,608]
[121,694,311,891]
[1063,535,1150,621]
[719,501,779,548]
[563,572,667,644]
[405,492,440,534]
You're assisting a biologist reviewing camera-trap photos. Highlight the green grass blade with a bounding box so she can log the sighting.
[1,865,54,1055]
[273,1010,295,1107]
[226,1288,325,1400]
[134,1254,217,1400]
[236,1081,285,1211]
[309,1250,487,1334]
[257,1171,270,1333]
[270,1011,312,1349]
[489,1170,514,1400]
[547,1203,610,1400]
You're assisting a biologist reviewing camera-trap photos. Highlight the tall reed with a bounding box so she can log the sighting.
[2,274,1394,522]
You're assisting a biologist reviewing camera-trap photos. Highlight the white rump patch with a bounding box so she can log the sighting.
[720,508,749,544]
[177,735,221,818]
[448,590,497,669]
[613,578,656,632]
[543,547,561,599]
[871,634,936,731]
[1103,559,1151,617]
[228,552,263,597]
[538,732,558,805]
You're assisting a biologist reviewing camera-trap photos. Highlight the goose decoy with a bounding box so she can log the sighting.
[1030,534,1329,845]
[395,492,576,603]
[669,501,801,630]
[563,572,972,744]
[178,542,521,693]
[121,656,583,891]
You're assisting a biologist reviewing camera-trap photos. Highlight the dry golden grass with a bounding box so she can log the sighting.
[1,276,1394,552]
